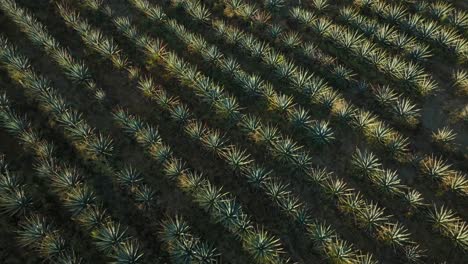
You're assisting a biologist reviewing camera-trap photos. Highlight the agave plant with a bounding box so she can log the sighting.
[448,221,468,251]
[403,244,426,263]
[324,178,352,198]
[268,93,295,113]
[65,186,97,216]
[257,124,279,144]
[312,0,329,12]
[116,166,143,188]
[351,148,381,178]
[243,228,283,264]
[221,145,252,172]
[181,0,211,23]
[201,129,226,154]
[431,127,457,145]
[378,222,410,248]
[39,234,66,258]
[270,137,302,164]
[17,215,52,247]
[114,240,144,264]
[169,104,191,123]
[449,10,468,30]
[86,133,114,158]
[163,158,186,180]
[1,177,31,213]
[287,106,312,129]
[452,69,468,94]
[308,120,334,145]
[240,74,264,96]
[420,155,452,181]
[220,56,241,75]
[373,86,398,106]
[371,169,403,196]
[351,110,377,133]
[93,221,128,254]
[269,24,283,39]
[307,222,335,245]
[184,120,206,142]
[281,31,302,49]
[264,0,284,12]
[402,190,426,210]
[194,182,226,212]
[356,202,388,231]
[275,60,297,80]
[384,133,409,158]
[242,165,271,188]
[54,249,84,264]
[445,172,468,196]
[77,204,107,230]
[324,239,357,264]
[391,98,420,126]
[159,215,191,243]
[193,240,218,262]
[133,185,155,210]
[338,192,364,215]
[428,205,458,231]
[264,179,290,202]
[214,96,242,122]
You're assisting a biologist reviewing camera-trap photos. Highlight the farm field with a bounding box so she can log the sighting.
[0,0,467,263]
